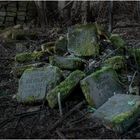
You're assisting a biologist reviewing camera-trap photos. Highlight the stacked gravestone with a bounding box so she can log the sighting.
[0,1,37,26]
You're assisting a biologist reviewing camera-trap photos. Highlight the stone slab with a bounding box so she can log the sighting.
[67,24,99,57]
[17,66,63,103]
[49,55,85,70]
[47,70,85,108]
[80,67,123,108]
[92,94,140,133]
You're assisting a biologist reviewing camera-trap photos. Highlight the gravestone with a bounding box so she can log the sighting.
[17,66,63,103]
[49,55,85,70]
[92,94,140,133]
[80,67,123,108]
[67,24,99,57]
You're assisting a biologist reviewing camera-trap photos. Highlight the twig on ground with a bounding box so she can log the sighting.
[58,92,63,117]
[48,100,86,132]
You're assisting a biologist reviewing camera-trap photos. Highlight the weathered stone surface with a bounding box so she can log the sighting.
[55,36,67,54]
[17,66,63,103]
[15,51,47,64]
[49,55,85,70]
[67,24,99,57]
[47,70,85,108]
[104,56,125,70]
[92,94,140,133]
[80,67,123,108]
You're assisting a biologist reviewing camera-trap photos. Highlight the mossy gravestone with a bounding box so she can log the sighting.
[93,94,140,133]
[67,24,99,57]
[80,67,123,108]
[47,70,85,108]
[17,66,63,103]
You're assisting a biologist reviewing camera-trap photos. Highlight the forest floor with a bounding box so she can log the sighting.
[0,21,140,139]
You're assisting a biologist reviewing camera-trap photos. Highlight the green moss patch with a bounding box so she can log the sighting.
[15,51,47,63]
[47,70,85,108]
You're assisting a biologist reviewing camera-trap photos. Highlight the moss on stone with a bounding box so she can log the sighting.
[110,34,126,49]
[47,70,85,108]
[112,101,140,125]
[91,66,116,80]
[80,66,120,107]
[15,51,47,63]
[80,80,95,106]
[68,24,100,57]
[104,56,125,70]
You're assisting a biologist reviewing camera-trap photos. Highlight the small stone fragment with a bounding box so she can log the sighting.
[80,67,123,108]
[47,70,85,108]
[49,55,85,70]
[110,34,126,49]
[92,94,140,133]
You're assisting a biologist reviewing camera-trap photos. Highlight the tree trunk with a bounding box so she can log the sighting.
[35,1,48,27]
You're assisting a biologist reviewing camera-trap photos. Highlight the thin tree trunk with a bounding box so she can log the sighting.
[108,1,113,33]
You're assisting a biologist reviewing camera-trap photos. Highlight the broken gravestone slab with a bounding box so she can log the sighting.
[17,66,63,103]
[47,70,85,108]
[49,55,85,70]
[67,24,99,57]
[80,67,123,108]
[92,94,140,133]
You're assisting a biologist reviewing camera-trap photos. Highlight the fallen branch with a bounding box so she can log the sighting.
[58,126,98,132]
[0,107,46,129]
[56,129,66,139]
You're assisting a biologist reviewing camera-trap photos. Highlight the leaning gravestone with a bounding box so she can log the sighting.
[80,67,123,108]
[17,66,63,103]
[67,24,99,57]
[92,94,140,133]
